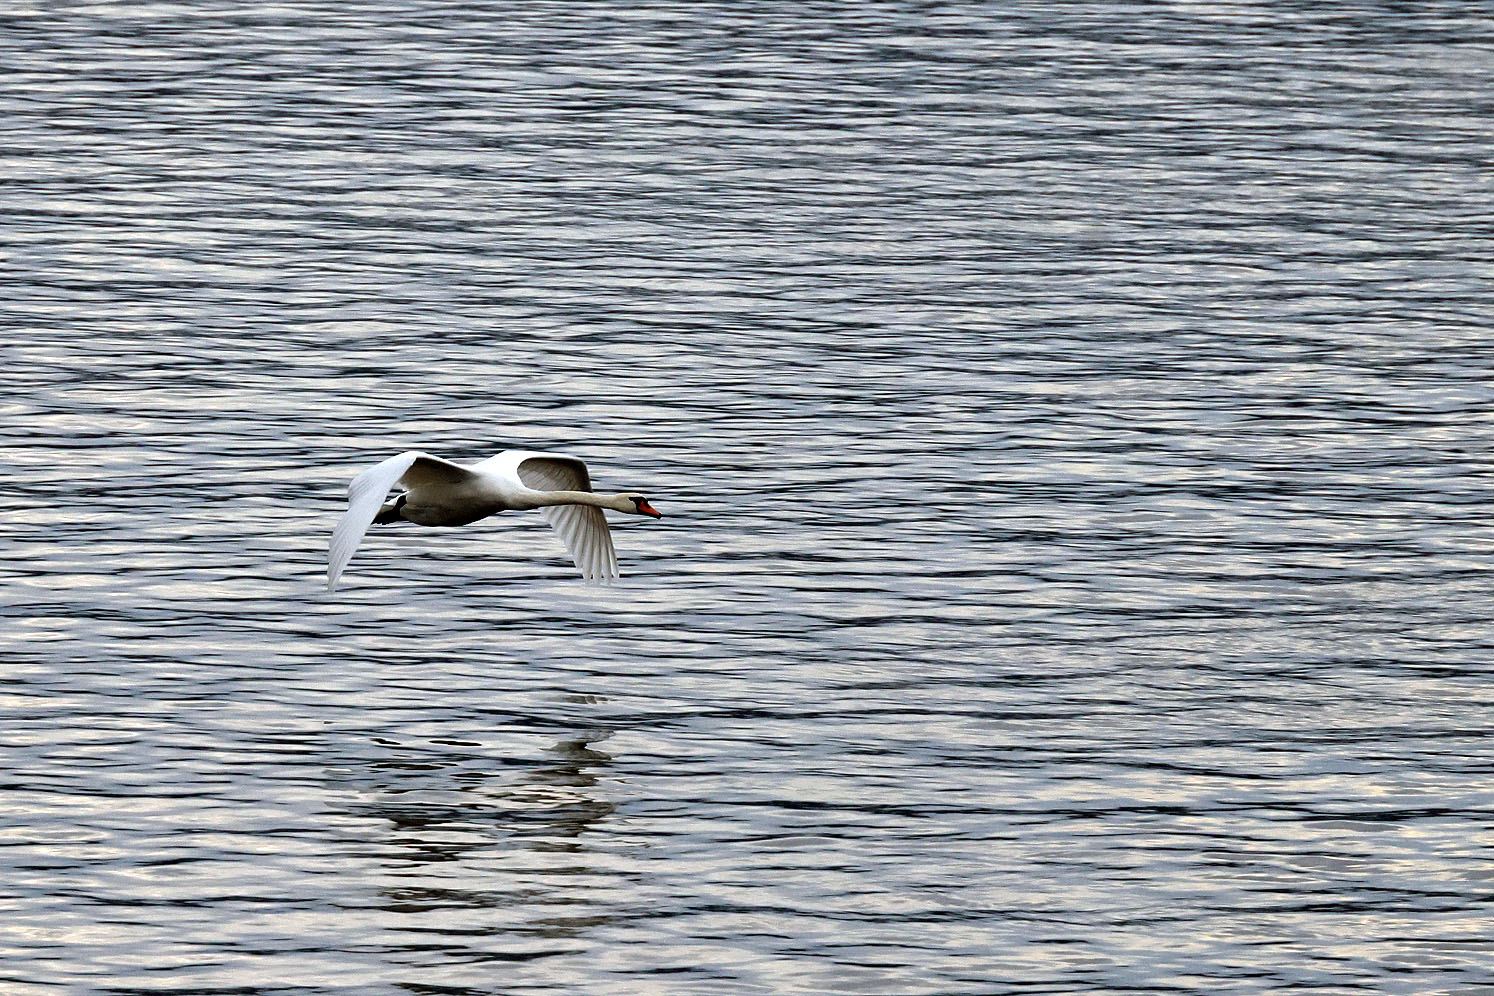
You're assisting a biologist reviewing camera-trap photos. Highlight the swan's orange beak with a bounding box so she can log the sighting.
[636,499,662,518]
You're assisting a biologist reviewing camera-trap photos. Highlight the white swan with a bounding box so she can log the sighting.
[327,449,662,591]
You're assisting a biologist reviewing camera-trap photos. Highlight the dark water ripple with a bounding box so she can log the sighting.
[3,2,1494,994]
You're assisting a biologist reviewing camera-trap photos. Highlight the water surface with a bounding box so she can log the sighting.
[4,2,1494,993]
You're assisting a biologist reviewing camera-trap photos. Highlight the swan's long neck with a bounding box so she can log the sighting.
[531,490,628,512]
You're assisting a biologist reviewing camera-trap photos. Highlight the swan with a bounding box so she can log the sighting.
[327,449,662,591]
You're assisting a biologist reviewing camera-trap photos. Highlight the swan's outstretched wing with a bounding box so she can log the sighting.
[540,503,620,582]
[326,451,474,591]
[516,453,620,582]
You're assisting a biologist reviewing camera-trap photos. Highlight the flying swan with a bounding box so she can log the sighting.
[327,449,662,590]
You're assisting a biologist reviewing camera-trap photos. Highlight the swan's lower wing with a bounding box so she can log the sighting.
[516,454,616,581]
[540,503,620,582]
[327,451,475,591]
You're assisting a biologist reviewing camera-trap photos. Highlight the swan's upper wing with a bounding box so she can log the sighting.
[326,451,474,591]
[515,453,620,583]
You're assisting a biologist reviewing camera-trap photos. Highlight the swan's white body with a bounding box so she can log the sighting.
[327,449,661,591]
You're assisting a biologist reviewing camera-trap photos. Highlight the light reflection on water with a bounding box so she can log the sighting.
[4,1,1494,993]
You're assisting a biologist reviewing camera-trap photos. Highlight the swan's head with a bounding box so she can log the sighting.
[621,494,663,518]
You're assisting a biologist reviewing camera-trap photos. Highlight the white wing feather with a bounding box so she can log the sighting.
[516,454,620,583]
[326,451,473,591]
[540,504,620,582]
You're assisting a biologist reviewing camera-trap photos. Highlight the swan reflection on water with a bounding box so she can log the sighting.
[358,735,616,850]
[340,726,620,931]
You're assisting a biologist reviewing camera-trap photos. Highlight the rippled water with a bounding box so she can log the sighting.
[5,3,1494,993]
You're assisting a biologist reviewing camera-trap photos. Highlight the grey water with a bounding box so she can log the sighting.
[4,2,1494,993]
